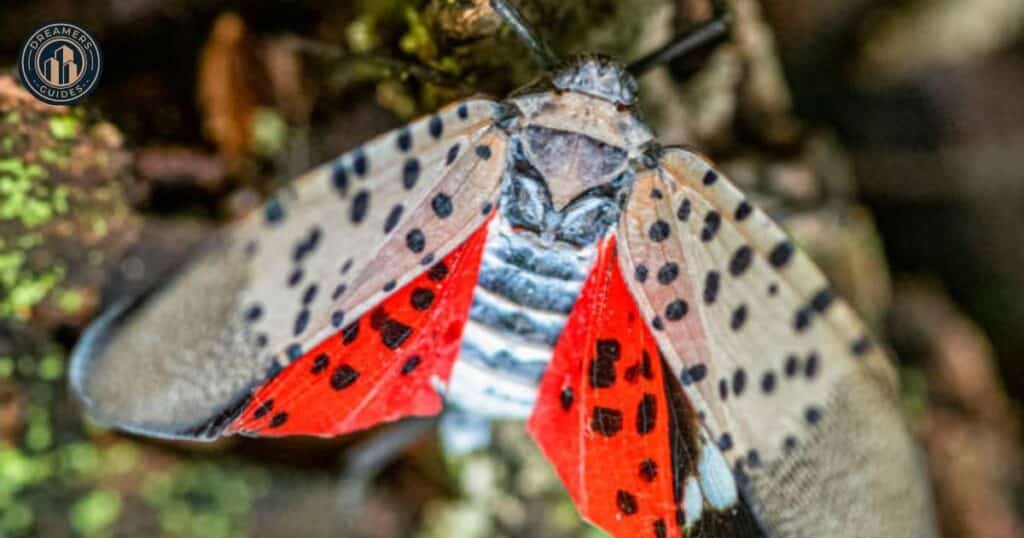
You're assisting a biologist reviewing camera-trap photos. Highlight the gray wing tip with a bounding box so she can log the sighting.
[69,297,239,443]
[68,297,129,416]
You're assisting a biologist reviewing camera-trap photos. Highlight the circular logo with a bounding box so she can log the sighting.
[19,22,103,106]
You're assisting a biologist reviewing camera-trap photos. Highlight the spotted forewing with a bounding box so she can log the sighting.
[614,148,936,536]
[71,98,507,439]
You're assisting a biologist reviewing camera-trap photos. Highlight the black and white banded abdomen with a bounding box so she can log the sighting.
[444,214,597,420]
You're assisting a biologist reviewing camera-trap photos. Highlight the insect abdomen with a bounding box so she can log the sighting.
[445,214,597,418]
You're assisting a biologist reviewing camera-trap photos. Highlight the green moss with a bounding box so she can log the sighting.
[100,442,139,475]
[38,146,70,168]
[250,108,288,159]
[0,250,66,319]
[0,500,33,535]
[24,422,52,452]
[400,6,436,58]
[37,353,63,381]
[347,14,379,52]
[58,289,85,314]
[70,489,121,536]
[140,462,269,538]
[0,158,70,228]
[61,442,101,478]
[48,115,80,141]
[0,445,37,490]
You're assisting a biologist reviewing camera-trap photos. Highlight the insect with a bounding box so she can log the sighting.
[70,2,938,536]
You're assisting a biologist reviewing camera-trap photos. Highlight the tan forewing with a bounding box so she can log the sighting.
[616,148,937,537]
[70,99,508,439]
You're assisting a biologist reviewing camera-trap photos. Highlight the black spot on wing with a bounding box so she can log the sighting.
[264,198,285,225]
[432,193,453,218]
[729,246,753,276]
[396,128,412,152]
[330,364,359,390]
[730,304,748,331]
[352,148,368,176]
[427,262,449,281]
[591,407,623,436]
[370,309,413,350]
[311,354,329,374]
[634,263,648,283]
[410,288,435,311]
[654,519,667,538]
[401,355,421,375]
[636,393,657,434]
[677,198,691,221]
[657,263,679,285]
[616,490,638,515]
[384,204,404,233]
[732,369,747,396]
[560,386,574,411]
[680,363,706,385]
[665,299,688,321]
[850,335,872,357]
[402,158,420,190]
[269,412,288,428]
[351,190,370,223]
[331,310,345,327]
[811,288,834,313]
[446,143,460,165]
[735,200,753,221]
[703,271,720,304]
[701,211,721,242]
[253,399,273,420]
[769,241,794,268]
[429,115,443,138]
[293,309,310,336]
[331,164,349,195]
[649,220,670,242]
[342,320,360,345]
[406,229,426,253]
[639,459,658,482]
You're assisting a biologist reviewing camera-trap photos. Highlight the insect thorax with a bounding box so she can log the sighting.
[500,59,654,246]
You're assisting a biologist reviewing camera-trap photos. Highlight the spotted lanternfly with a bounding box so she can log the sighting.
[70,2,938,537]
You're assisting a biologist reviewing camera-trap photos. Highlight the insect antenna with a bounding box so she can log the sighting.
[489,0,561,69]
[626,9,732,76]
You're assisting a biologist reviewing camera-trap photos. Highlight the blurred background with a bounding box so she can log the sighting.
[0,0,1021,536]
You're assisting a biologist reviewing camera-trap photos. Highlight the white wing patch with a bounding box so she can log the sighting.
[71,98,508,438]
[617,147,897,474]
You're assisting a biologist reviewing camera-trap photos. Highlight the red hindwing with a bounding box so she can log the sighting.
[228,220,491,437]
[528,235,696,538]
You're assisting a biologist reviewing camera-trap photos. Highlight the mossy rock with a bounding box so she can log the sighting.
[0,76,139,328]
